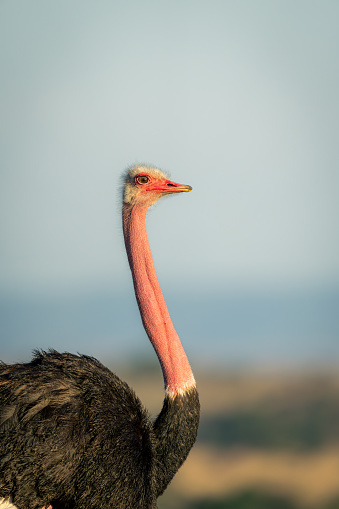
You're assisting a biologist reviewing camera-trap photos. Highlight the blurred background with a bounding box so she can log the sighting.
[1,1,339,507]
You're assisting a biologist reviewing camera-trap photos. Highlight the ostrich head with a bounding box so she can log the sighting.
[122,165,192,208]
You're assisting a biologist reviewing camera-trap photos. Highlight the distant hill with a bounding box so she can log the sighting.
[1,285,338,366]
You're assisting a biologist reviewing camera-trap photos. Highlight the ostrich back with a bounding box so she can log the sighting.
[0,351,157,509]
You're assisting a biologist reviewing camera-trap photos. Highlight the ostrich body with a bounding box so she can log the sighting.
[0,166,200,509]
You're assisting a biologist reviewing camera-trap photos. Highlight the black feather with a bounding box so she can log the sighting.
[0,350,199,509]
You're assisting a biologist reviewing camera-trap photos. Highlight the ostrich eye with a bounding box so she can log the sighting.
[136,175,150,185]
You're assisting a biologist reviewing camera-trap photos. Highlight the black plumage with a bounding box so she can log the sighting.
[0,350,199,509]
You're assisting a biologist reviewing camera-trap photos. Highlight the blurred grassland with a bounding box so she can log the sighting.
[119,365,339,509]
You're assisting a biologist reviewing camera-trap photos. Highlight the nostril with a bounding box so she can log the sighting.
[166,183,176,187]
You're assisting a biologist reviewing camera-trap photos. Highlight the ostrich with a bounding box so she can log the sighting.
[0,165,200,509]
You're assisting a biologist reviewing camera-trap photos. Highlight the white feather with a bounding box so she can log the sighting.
[0,497,17,508]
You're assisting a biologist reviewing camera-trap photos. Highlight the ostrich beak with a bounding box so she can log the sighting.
[169,183,192,193]
[151,179,192,194]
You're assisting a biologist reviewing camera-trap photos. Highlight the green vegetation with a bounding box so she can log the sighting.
[186,491,299,509]
[185,491,339,509]
[198,395,339,450]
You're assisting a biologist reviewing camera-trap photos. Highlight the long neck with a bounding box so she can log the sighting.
[122,203,195,396]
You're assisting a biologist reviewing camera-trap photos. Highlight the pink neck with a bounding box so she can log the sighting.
[122,204,195,396]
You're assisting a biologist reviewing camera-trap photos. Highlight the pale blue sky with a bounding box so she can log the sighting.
[1,0,338,295]
[1,2,339,366]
